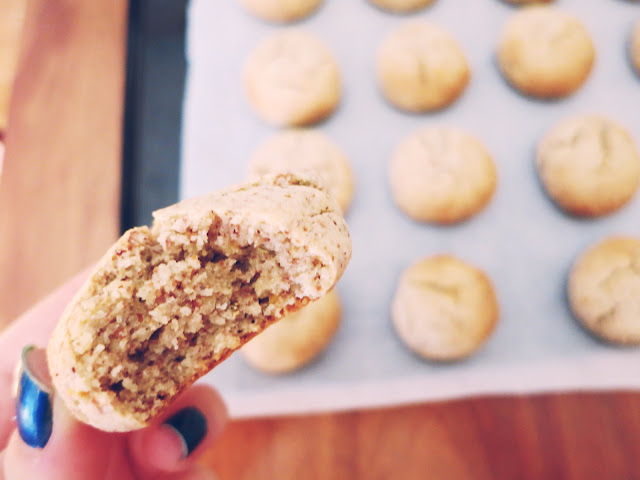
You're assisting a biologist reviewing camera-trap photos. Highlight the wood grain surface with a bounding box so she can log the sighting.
[2,1,639,479]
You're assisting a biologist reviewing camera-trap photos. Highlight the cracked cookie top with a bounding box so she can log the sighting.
[536,115,640,217]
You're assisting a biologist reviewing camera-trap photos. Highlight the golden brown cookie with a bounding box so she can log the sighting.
[244,29,340,127]
[376,21,470,112]
[631,19,640,77]
[568,236,640,345]
[47,173,352,432]
[389,126,497,224]
[536,115,640,217]
[392,255,499,361]
[238,0,322,22]
[248,129,354,213]
[366,0,435,14]
[241,290,341,373]
[497,6,595,99]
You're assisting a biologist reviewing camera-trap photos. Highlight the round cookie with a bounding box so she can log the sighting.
[389,126,497,224]
[238,0,322,23]
[497,7,595,99]
[536,115,640,217]
[248,130,355,212]
[631,19,640,77]
[376,21,470,112]
[241,291,341,373]
[392,255,499,361]
[367,0,435,14]
[244,29,340,127]
[568,236,640,345]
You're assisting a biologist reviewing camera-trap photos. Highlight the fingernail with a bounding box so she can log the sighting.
[16,345,53,448]
[163,406,207,458]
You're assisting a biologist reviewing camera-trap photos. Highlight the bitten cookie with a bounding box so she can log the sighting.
[536,115,640,217]
[389,126,497,224]
[631,19,640,77]
[392,255,499,361]
[244,29,340,127]
[47,174,352,432]
[376,21,470,112]
[238,0,322,22]
[248,130,354,213]
[241,290,341,373]
[497,6,594,99]
[568,236,640,345]
[366,0,435,14]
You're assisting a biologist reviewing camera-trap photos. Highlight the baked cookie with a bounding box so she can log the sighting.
[366,0,435,14]
[389,126,497,224]
[47,173,352,431]
[568,236,640,345]
[376,21,470,112]
[248,130,354,213]
[536,115,640,217]
[631,19,640,77]
[241,290,341,373]
[238,0,322,22]
[502,0,554,4]
[244,30,340,127]
[497,6,594,99]
[392,255,499,361]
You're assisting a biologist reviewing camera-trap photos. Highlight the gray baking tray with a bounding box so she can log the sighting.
[181,0,640,418]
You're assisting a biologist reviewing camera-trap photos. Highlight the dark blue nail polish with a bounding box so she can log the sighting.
[164,406,207,458]
[16,346,53,449]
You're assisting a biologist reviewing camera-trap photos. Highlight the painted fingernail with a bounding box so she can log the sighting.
[163,406,208,458]
[16,345,53,448]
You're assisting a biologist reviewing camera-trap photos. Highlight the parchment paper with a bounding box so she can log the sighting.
[181,0,640,418]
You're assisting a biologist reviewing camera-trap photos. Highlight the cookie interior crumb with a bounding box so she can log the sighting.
[66,209,331,424]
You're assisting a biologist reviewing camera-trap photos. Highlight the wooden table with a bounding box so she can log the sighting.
[1,1,639,478]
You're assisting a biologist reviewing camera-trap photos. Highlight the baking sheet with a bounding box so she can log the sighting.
[181,0,640,419]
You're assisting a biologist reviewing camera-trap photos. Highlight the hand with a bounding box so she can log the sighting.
[0,271,228,479]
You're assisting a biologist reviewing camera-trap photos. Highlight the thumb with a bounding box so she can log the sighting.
[3,347,133,480]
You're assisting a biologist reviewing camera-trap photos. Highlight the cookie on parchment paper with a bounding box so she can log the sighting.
[244,29,340,127]
[497,6,594,99]
[241,290,342,374]
[536,115,640,217]
[376,21,470,112]
[392,255,499,361]
[389,126,497,224]
[568,236,640,346]
[238,0,322,22]
[248,129,354,213]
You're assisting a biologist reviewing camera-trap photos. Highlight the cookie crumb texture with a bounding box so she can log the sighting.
[47,174,351,431]
[537,115,640,217]
[498,6,594,99]
[569,237,640,345]
[392,255,499,361]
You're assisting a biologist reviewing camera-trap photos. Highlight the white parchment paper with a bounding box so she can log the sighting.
[181,0,640,418]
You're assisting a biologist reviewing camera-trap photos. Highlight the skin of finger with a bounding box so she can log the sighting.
[0,269,90,448]
[155,463,219,480]
[129,385,228,477]
[3,394,135,480]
